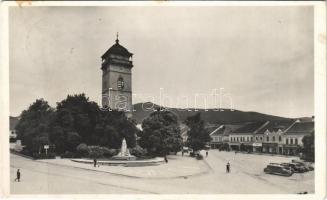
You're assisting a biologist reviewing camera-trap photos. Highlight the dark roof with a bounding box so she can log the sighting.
[209,125,224,136]
[285,121,314,135]
[232,121,267,134]
[256,120,295,134]
[222,124,244,136]
[102,39,133,59]
[10,116,19,130]
[207,125,221,135]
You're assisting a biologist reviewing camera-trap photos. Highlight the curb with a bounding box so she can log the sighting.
[37,159,211,180]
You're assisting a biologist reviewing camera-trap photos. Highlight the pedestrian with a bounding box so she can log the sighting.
[206,151,208,157]
[14,169,20,182]
[94,159,97,167]
[164,155,168,163]
[226,162,230,173]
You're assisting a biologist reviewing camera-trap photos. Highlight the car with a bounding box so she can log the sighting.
[281,163,306,173]
[292,160,314,171]
[264,164,293,176]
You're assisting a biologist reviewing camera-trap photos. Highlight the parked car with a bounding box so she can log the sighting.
[281,163,307,173]
[264,164,293,176]
[292,160,314,171]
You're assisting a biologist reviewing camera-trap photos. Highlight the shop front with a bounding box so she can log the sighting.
[229,142,240,151]
[252,143,262,152]
[283,145,301,155]
[262,143,278,154]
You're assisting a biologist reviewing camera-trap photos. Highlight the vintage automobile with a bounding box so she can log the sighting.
[281,163,307,173]
[264,163,293,176]
[292,160,314,171]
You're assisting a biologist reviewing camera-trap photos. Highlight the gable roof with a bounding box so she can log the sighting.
[284,121,314,135]
[256,120,295,134]
[209,125,224,136]
[232,121,268,134]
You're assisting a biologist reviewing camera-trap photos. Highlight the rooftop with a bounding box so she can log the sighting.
[284,121,314,135]
[101,36,133,59]
[232,121,267,134]
[256,120,295,134]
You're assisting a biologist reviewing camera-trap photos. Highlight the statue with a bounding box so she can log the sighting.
[113,138,136,160]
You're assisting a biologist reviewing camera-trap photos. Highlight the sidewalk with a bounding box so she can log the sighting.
[38,154,210,179]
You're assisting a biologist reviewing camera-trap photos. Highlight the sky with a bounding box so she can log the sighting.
[9,6,314,118]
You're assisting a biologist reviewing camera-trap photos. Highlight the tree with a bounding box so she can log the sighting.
[185,113,211,153]
[302,131,314,162]
[94,110,137,149]
[65,132,81,152]
[54,94,100,145]
[139,110,182,156]
[16,99,54,154]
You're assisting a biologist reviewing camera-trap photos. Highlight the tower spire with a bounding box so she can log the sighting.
[116,32,119,44]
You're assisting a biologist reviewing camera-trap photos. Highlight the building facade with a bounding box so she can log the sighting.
[101,35,134,117]
[283,121,314,155]
[229,121,268,152]
[254,120,295,154]
[209,119,313,156]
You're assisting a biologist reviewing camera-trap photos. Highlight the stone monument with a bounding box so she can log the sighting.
[112,138,136,160]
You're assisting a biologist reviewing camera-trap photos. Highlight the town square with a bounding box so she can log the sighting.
[4,4,324,197]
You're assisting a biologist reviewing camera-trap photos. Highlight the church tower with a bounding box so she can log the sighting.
[101,34,133,117]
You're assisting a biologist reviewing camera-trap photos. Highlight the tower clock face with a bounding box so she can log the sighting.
[117,77,125,90]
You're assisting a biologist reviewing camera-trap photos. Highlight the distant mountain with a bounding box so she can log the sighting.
[131,102,291,124]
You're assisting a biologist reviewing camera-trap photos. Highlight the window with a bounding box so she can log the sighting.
[272,136,275,142]
[295,138,298,145]
[251,137,253,142]
[260,137,263,141]
[279,136,282,142]
[286,138,289,145]
[256,137,258,141]
[266,136,269,142]
[290,138,293,145]
[117,77,125,90]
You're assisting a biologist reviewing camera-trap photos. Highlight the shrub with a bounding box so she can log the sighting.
[32,152,56,159]
[76,143,89,157]
[88,146,104,159]
[61,151,79,158]
[103,148,118,158]
[130,145,147,157]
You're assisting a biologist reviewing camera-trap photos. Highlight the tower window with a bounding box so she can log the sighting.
[117,77,124,90]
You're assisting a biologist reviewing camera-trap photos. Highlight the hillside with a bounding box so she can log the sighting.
[131,102,291,124]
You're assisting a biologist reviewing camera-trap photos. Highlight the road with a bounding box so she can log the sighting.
[10,151,314,194]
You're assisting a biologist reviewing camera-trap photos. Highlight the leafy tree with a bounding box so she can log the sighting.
[55,94,100,144]
[76,143,89,157]
[16,99,54,154]
[302,131,314,162]
[94,110,137,149]
[139,110,182,156]
[65,132,81,152]
[185,113,211,153]
[18,94,139,155]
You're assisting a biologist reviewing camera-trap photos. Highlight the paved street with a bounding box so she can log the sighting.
[10,151,314,194]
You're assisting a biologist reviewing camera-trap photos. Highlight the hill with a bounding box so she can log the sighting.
[131,102,291,124]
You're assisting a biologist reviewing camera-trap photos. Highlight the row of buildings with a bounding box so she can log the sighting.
[209,118,314,156]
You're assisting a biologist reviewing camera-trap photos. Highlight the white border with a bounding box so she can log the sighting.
[0,1,325,200]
